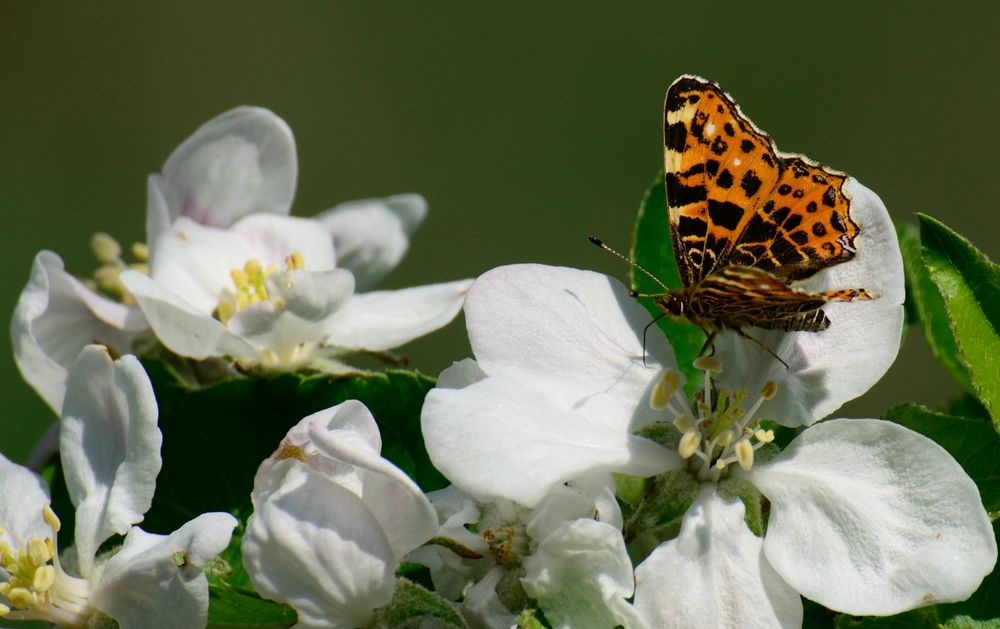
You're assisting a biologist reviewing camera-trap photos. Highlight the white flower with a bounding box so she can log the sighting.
[0,345,237,628]
[11,251,148,413]
[416,480,642,629]
[122,107,470,367]
[421,182,997,625]
[241,400,439,629]
[414,359,643,628]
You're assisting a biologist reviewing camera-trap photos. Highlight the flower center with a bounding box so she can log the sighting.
[87,232,149,304]
[481,522,530,568]
[0,505,91,626]
[215,252,305,324]
[650,356,776,482]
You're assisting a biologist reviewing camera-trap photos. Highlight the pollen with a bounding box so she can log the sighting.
[86,232,148,305]
[216,252,305,324]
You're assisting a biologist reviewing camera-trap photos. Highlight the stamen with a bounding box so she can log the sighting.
[693,356,723,373]
[91,233,122,265]
[678,430,701,459]
[672,414,694,433]
[735,440,754,470]
[131,242,149,262]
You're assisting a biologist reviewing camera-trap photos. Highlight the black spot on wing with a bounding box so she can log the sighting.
[741,170,762,197]
[806,201,818,213]
[724,122,735,137]
[717,170,734,189]
[710,136,728,155]
[665,122,687,153]
[769,206,791,225]
[789,230,809,245]
[812,223,827,237]
[778,184,792,196]
[707,200,744,231]
[822,186,837,208]
[678,215,707,234]
[705,159,720,177]
[830,212,848,233]
[665,174,708,207]
[740,139,754,153]
[783,214,802,230]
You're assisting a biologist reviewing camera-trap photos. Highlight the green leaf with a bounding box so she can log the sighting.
[631,172,705,387]
[885,404,1000,512]
[833,607,939,629]
[374,578,469,628]
[207,584,296,628]
[897,223,971,390]
[941,616,1000,629]
[919,214,1000,430]
[937,519,1000,623]
[139,360,443,536]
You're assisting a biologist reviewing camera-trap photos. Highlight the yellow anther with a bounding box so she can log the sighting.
[235,292,250,309]
[7,587,34,608]
[217,301,234,325]
[716,430,735,447]
[678,430,701,459]
[693,356,723,373]
[264,263,279,276]
[275,443,308,463]
[231,269,250,290]
[91,232,121,264]
[760,381,778,400]
[244,259,262,277]
[94,265,123,292]
[27,538,50,566]
[32,565,54,592]
[43,505,60,532]
[0,603,9,615]
[131,242,149,261]
[274,298,286,309]
[714,459,727,470]
[672,414,694,433]
[754,429,775,444]
[650,381,670,410]
[285,251,304,270]
[735,440,754,471]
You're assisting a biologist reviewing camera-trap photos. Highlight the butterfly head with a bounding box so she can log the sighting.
[651,291,687,320]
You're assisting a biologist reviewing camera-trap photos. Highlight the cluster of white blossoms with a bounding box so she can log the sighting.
[5,107,996,629]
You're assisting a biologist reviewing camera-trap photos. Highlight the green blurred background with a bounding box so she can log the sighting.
[2,2,998,463]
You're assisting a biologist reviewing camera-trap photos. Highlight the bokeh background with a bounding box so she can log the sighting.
[3,2,998,462]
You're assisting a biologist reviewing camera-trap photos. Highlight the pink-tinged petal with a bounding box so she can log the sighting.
[422,374,678,507]
[715,179,904,426]
[120,270,256,360]
[321,279,472,352]
[746,418,997,615]
[59,347,161,577]
[12,251,147,413]
[158,107,296,229]
[314,194,427,291]
[229,213,336,271]
[634,487,802,629]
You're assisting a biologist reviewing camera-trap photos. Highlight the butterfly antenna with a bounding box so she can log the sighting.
[588,236,670,293]
[641,312,668,367]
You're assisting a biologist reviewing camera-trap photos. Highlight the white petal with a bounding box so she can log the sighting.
[321,279,472,352]
[91,513,237,629]
[59,346,161,577]
[715,179,904,425]
[460,566,518,629]
[315,194,427,291]
[145,174,171,260]
[148,217,258,313]
[526,477,623,542]
[464,264,677,430]
[229,213,336,271]
[522,519,645,629]
[120,270,256,360]
[633,487,802,629]
[0,454,51,542]
[227,269,355,364]
[746,418,997,615]
[158,107,296,229]
[307,401,438,558]
[242,465,396,629]
[421,375,677,507]
[12,251,147,413]
[436,358,486,389]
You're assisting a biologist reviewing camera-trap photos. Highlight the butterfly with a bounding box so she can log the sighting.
[593,75,875,365]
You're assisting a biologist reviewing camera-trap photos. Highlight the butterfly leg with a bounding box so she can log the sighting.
[732,328,790,370]
[697,330,718,358]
